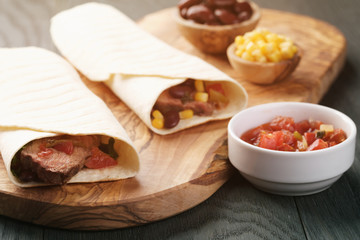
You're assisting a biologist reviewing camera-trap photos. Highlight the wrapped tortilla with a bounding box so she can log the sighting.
[0,47,139,187]
[50,2,248,135]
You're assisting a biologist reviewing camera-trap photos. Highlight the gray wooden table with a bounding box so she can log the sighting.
[0,0,359,239]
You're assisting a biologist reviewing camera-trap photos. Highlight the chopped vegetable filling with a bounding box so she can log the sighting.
[151,79,228,129]
[240,116,347,151]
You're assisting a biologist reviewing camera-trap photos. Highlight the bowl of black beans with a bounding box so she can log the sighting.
[174,0,261,54]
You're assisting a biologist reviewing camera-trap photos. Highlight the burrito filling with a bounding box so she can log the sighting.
[11,135,118,184]
[151,79,229,129]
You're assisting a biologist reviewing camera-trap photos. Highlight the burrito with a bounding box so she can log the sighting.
[0,47,139,187]
[50,2,248,135]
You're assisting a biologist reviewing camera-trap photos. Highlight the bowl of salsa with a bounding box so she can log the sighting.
[227,102,357,196]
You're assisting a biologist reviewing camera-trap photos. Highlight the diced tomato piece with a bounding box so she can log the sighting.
[307,139,328,151]
[205,83,225,95]
[52,141,74,155]
[281,130,296,146]
[258,131,284,150]
[241,126,265,144]
[297,140,307,151]
[277,143,295,151]
[258,134,277,150]
[269,116,295,132]
[294,120,311,134]
[325,129,347,144]
[323,131,333,140]
[309,120,323,130]
[38,143,53,158]
[241,123,273,145]
[85,147,117,169]
[304,132,316,145]
[257,130,297,151]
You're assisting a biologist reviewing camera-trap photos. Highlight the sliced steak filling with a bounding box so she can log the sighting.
[15,135,100,185]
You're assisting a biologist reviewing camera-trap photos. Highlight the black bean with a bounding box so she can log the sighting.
[164,110,180,128]
[237,11,251,22]
[214,8,239,25]
[186,4,216,24]
[206,0,236,8]
[169,85,193,99]
[178,0,203,10]
[234,1,253,15]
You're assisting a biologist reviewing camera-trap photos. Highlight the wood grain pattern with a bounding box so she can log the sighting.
[0,7,346,230]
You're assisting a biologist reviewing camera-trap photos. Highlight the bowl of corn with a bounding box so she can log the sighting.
[227,29,301,84]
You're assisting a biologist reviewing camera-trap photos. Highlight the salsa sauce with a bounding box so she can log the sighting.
[240,116,347,151]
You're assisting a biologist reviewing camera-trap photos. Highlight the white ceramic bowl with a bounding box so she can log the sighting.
[227,102,357,196]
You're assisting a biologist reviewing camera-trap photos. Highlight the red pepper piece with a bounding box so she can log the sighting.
[85,147,117,169]
[52,141,74,155]
[38,143,53,158]
[307,139,328,151]
[206,83,225,95]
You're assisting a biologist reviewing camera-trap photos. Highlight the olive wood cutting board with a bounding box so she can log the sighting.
[0,8,346,230]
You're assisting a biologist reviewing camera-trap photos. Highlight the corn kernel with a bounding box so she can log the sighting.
[152,118,164,129]
[291,45,298,54]
[194,92,209,102]
[235,35,244,45]
[253,32,265,42]
[235,45,245,57]
[280,48,294,60]
[255,55,267,63]
[243,31,253,39]
[179,109,194,119]
[265,33,280,44]
[251,49,262,58]
[233,28,297,63]
[241,51,254,62]
[279,43,295,59]
[260,29,271,35]
[266,42,276,54]
[277,35,287,43]
[243,38,251,46]
[194,80,205,92]
[245,41,256,53]
[267,50,282,63]
[152,110,164,119]
[258,41,267,54]
[281,41,294,51]
[256,39,266,46]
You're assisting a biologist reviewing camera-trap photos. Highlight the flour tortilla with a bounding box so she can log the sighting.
[50,2,248,134]
[0,47,139,187]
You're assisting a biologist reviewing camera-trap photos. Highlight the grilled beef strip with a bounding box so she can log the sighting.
[12,135,100,185]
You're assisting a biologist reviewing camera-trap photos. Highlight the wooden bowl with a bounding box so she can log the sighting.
[227,42,302,84]
[173,1,261,54]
